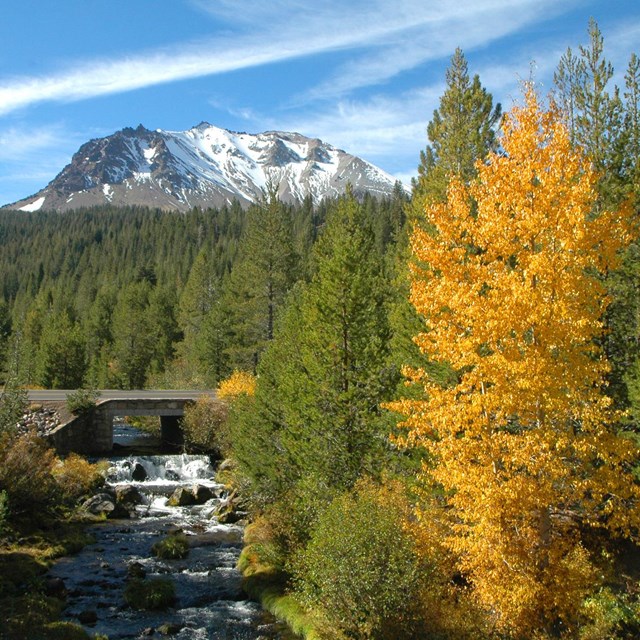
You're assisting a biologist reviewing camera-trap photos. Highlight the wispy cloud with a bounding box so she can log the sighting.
[0,124,71,161]
[0,124,85,202]
[264,84,446,171]
[299,0,572,103]
[0,0,580,117]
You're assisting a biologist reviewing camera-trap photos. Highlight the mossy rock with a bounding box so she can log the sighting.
[42,621,92,639]
[152,533,190,560]
[166,487,195,507]
[124,577,176,610]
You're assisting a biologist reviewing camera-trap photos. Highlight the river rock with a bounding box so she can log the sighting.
[131,463,148,481]
[77,610,98,625]
[217,509,247,525]
[188,529,243,546]
[44,577,67,599]
[192,484,214,504]
[115,484,144,507]
[81,493,116,516]
[127,561,147,579]
[158,622,183,635]
[216,459,234,473]
[167,487,195,507]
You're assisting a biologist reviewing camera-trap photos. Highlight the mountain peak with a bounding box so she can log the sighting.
[4,125,401,213]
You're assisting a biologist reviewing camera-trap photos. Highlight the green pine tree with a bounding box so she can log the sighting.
[555,22,640,416]
[36,310,87,389]
[110,281,155,389]
[391,49,500,394]
[221,187,297,372]
[231,190,395,512]
[555,19,627,207]
[624,53,640,194]
[411,47,501,210]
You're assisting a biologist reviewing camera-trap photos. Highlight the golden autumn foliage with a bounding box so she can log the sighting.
[392,87,640,636]
[52,453,105,503]
[217,370,257,399]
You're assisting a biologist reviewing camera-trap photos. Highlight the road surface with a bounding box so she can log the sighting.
[22,390,216,402]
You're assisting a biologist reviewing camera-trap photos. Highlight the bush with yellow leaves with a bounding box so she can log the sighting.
[217,370,256,400]
[52,453,106,504]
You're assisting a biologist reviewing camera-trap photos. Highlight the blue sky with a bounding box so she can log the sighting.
[0,0,638,206]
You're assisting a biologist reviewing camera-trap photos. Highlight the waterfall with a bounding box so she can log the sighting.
[47,448,285,639]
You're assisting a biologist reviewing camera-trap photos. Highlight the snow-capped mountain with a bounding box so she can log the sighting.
[5,124,401,212]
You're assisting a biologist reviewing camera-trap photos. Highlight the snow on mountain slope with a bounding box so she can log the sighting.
[5,124,401,212]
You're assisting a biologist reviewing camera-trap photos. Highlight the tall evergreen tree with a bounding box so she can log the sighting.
[411,47,501,209]
[176,248,226,384]
[0,302,11,377]
[36,310,86,389]
[231,190,395,513]
[0,334,28,434]
[555,22,640,416]
[110,281,155,389]
[624,53,640,193]
[84,285,117,387]
[555,19,626,206]
[221,187,297,371]
[392,50,500,391]
[147,285,180,375]
[554,46,583,144]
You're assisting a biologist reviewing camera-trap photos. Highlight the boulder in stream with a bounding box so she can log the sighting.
[127,561,147,580]
[44,577,67,599]
[131,462,148,481]
[158,622,184,635]
[167,486,195,507]
[192,484,215,504]
[77,610,98,625]
[165,469,180,481]
[80,493,116,517]
[115,484,145,507]
[217,508,247,524]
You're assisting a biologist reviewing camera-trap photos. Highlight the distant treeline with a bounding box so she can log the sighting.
[0,187,406,390]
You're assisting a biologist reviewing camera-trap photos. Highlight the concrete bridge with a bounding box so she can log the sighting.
[31,391,215,455]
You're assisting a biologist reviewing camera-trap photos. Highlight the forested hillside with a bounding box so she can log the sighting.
[0,189,405,390]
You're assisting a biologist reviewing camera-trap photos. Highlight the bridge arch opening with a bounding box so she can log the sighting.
[48,397,197,455]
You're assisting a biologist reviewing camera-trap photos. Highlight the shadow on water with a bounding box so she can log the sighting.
[111,421,164,456]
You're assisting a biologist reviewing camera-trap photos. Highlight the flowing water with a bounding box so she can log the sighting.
[48,424,287,639]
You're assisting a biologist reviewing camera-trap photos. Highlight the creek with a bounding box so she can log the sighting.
[47,423,287,640]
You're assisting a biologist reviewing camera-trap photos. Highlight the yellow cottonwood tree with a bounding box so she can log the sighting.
[393,87,639,636]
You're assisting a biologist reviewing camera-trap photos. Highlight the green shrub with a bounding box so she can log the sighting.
[124,577,176,610]
[0,489,9,536]
[182,395,228,455]
[0,431,59,516]
[66,388,99,415]
[151,533,190,559]
[294,479,432,640]
[0,379,28,435]
[125,415,160,435]
[579,587,640,640]
[0,593,64,639]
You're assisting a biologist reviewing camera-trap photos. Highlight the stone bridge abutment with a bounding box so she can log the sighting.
[47,398,196,454]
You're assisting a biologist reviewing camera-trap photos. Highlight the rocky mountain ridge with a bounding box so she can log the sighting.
[6,124,401,212]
